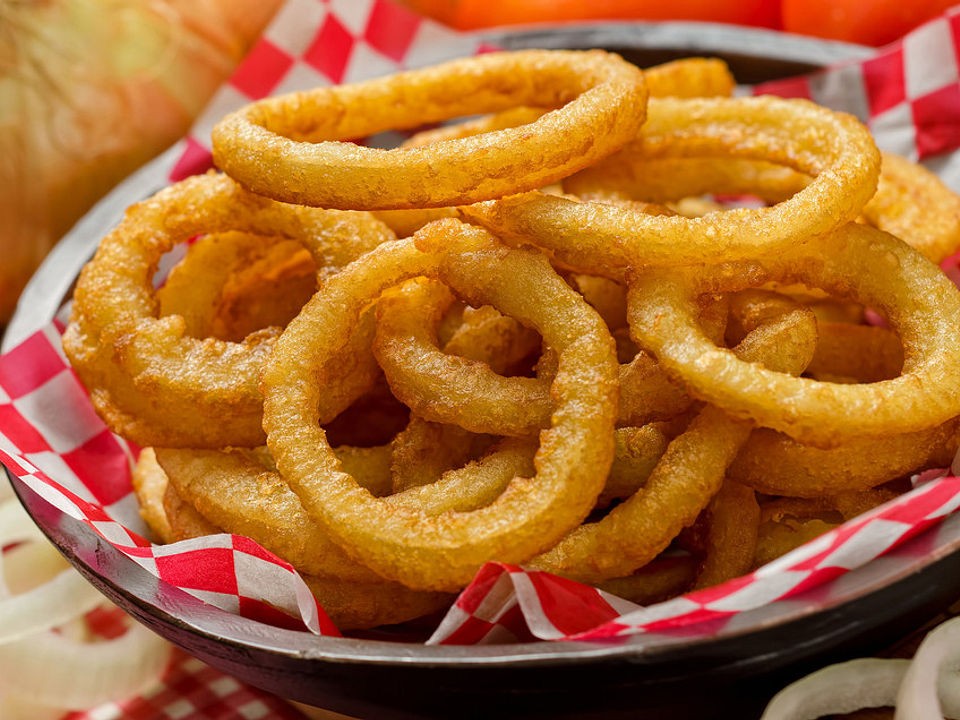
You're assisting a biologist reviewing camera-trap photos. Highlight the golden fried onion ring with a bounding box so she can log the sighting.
[729,419,960,498]
[567,149,960,265]
[62,173,392,448]
[628,224,960,447]
[374,277,725,436]
[530,304,818,584]
[150,454,454,630]
[212,50,647,210]
[693,480,760,590]
[463,95,880,275]
[261,220,618,591]
[156,232,317,342]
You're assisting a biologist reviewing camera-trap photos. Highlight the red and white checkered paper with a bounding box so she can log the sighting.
[5,1,960,705]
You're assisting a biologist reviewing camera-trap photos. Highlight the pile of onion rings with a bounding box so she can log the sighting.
[64,49,960,631]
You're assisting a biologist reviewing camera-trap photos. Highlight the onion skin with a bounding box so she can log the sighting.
[0,0,281,321]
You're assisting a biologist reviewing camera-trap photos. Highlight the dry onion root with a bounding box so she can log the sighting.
[0,498,171,713]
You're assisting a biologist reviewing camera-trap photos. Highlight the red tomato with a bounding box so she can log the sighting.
[781,0,957,46]
[402,0,780,31]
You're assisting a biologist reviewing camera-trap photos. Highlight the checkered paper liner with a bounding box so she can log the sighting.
[4,0,960,693]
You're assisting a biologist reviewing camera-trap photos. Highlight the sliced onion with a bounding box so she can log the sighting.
[56,613,94,644]
[0,481,171,713]
[2,542,69,596]
[896,616,960,719]
[0,618,171,710]
[0,693,65,720]
[761,658,910,719]
[0,544,103,643]
[0,499,45,547]
[763,621,960,720]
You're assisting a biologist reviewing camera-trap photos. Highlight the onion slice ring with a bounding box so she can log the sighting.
[896,616,960,719]
[0,617,171,710]
[0,500,104,643]
[761,658,913,720]
[212,50,647,210]
[261,220,618,591]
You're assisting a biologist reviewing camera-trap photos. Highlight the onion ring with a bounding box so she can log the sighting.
[162,482,220,539]
[896,615,960,719]
[374,277,724,436]
[442,304,542,376]
[729,419,960,497]
[755,517,838,568]
[464,95,880,276]
[211,50,647,210]
[529,304,817,584]
[806,321,903,383]
[62,173,392,448]
[0,615,171,710]
[157,447,386,583]
[161,479,453,630]
[398,57,733,153]
[374,277,550,436]
[389,416,493,494]
[865,151,960,264]
[643,57,736,97]
[0,501,104,644]
[261,220,618,591]
[567,148,960,265]
[157,232,317,342]
[594,554,697,605]
[761,658,913,720]
[627,223,960,447]
[596,424,672,508]
[693,480,759,589]
[131,448,177,544]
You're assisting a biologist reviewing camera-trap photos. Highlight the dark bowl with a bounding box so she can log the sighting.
[7,21,954,720]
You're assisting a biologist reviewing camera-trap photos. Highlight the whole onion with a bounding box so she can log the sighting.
[0,0,281,321]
